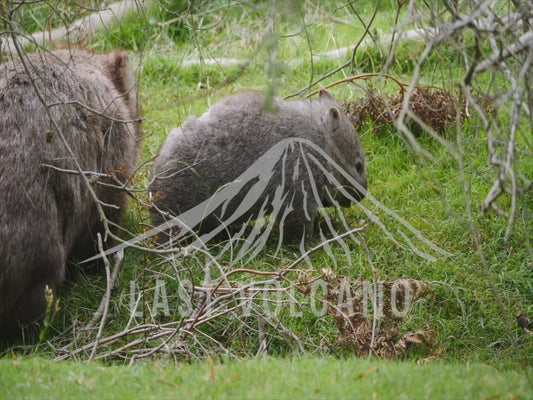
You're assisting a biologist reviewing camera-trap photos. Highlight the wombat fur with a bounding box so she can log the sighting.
[0,49,141,342]
[150,90,367,244]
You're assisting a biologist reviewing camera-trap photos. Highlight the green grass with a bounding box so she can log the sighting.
[5,1,105,35]
[1,356,531,399]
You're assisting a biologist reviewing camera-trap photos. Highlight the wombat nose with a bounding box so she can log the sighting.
[335,183,367,206]
[352,186,367,202]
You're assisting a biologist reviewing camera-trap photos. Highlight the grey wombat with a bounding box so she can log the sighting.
[150,90,367,244]
[0,49,141,342]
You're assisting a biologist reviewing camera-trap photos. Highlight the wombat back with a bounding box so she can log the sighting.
[0,49,141,342]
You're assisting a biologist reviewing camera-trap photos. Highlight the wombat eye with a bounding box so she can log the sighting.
[355,162,364,174]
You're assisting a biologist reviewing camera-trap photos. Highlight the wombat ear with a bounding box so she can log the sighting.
[111,52,137,100]
[329,107,340,132]
[109,52,140,116]
[319,90,335,100]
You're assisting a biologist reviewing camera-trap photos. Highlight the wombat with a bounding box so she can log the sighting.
[0,49,141,342]
[150,90,367,244]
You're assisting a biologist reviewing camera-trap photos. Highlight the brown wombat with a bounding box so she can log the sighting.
[0,49,142,342]
[150,90,367,245]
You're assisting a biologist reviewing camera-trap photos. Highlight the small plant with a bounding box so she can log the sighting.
[39,286,60,344]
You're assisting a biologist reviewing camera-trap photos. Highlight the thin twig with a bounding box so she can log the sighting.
[89,234,114,361]
[84,249,124,332]
[358,233,380,360]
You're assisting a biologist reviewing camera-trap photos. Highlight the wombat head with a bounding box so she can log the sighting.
[313,90,367,207]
